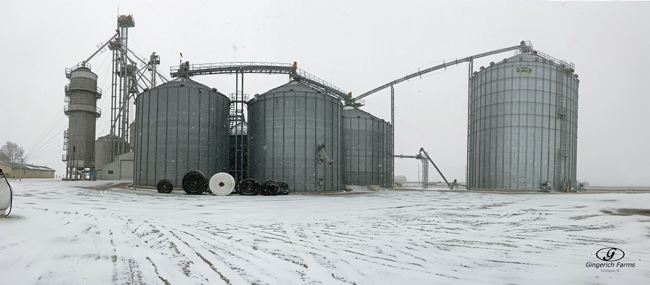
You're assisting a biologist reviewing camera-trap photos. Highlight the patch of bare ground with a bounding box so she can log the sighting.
[569,214,600,220]
[601,208,650,216]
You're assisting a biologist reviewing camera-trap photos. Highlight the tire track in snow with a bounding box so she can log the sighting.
[153,223,251,284]
[282,223,360,285]
[172,223,306,284]
[100,213,222,284]
[100,214,156,285]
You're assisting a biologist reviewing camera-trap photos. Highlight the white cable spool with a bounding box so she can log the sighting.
[209,172,235,196]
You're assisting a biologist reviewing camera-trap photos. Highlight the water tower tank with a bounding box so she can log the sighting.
[468,52,579,190]
[248,81,342,193]
[342,108,393,188]
[134,78,230,188]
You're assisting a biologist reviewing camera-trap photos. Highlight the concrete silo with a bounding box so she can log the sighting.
[468,52,579,191]
[134,78,230,188]
[64,63,102,179]
[248,81,342,193]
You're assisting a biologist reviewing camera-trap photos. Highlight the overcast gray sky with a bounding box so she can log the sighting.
[1,0,648,186]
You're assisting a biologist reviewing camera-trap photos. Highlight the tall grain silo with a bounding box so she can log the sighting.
[134,78,230,188]
[468,52,579,191]
[64,63,101,179]
[248,81,342,193]
[342,108,393,188]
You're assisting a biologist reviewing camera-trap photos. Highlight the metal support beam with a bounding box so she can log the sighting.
[239,72,245,182]
[229,71,248,184]
[235,71,239,182]
[353,41,534,101]
[422,159,429,189]
[419,148,452,190]
[391,85,395,189]
[84,33,118,65]
[169,62,349,101]
[466,58,473,190]
[394,154,428,189]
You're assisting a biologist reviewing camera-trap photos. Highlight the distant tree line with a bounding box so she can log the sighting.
[0,141,24,162]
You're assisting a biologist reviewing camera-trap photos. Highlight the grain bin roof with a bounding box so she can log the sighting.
[155,78,215,91]
[342,108,383,121]
[263,80,321,95]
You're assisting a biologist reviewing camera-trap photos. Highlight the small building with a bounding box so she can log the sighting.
[0,161,56,178]
[99,151,134,180]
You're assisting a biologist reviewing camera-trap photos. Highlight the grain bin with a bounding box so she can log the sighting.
[468,52,579,190]
[134,78,230,188]
[248,81,342,193]
[342,108,393,188]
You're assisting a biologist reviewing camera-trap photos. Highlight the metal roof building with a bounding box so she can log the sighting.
[0,161,56,179]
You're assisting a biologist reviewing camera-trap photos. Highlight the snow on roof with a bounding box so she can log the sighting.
[0,161,55,171]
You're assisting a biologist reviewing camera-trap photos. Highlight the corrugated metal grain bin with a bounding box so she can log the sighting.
[134,78,230,187]
[248,81,342,192]
[468,53,579,190]
[342,108,393,188]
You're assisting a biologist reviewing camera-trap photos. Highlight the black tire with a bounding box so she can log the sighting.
[182,170,207,195]
[261,180,280,196]
[238,178,260,196]
[278,182,290,195]
[156,179,174,193]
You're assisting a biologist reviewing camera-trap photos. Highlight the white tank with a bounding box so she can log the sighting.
[394,175,407,186]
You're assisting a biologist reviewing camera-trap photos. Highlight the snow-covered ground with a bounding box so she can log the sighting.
[1,179,649,284]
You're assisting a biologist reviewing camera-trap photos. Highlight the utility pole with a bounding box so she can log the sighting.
[19,158,23,181]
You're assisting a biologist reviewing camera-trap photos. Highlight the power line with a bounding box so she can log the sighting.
[28,137,63,159]
[26,127,65,159]
[26,109,65,157]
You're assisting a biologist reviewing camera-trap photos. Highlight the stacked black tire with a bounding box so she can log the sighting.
[238,179,260,195]
[157,171,290,196]
[182,170,208,195]
[237,178,289,196]
[157,179,174,193]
